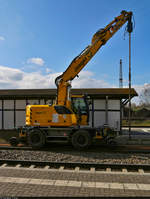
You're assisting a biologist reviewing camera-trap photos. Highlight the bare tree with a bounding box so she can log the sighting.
[139,84,150,106]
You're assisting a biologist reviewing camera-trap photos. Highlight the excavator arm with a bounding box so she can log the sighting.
[55,10,133,108]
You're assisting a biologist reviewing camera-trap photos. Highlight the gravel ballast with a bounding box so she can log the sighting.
[0,149,150,164]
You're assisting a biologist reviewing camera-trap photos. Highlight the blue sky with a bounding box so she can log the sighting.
[0,0,149,102]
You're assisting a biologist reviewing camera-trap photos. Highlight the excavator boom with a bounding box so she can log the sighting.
[55,10,132,107]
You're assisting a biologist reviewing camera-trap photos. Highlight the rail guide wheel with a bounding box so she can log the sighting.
[9,137,19,147]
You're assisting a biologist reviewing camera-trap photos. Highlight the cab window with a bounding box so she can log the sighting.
[71,97,88,115]
[54,106,72,114]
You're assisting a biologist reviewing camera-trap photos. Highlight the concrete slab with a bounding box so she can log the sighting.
[95,182,109,189]
[67,180,81,187]
[123,183,139,190]
[54,180,68,186]
[82,181,96,188]
[110,183,124,189]
[138,184,150,191]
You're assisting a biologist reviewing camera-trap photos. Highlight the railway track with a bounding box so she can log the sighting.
[0,159,150,174]
[0,143,150,154]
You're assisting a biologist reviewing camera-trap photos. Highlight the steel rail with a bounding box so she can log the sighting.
[0,159,150,172]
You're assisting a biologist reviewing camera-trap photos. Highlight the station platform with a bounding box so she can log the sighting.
[116,128,150,145]
[0,166,150,197]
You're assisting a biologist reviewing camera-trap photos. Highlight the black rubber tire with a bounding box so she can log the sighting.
[27,129,45,149]
[9,137,19,147]
[71,130,91,150]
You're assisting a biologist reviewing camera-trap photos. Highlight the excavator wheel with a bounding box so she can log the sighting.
[27,129,45,149]
[72,130,92,150]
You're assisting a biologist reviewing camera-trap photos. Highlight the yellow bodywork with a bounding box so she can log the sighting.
[26,104,77,127]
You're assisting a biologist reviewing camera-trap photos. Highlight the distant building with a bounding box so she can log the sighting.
[0,88,137,132]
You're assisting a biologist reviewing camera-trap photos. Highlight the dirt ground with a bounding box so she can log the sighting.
[0,130,19,143]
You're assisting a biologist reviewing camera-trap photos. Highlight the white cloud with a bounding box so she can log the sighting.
[0,65,62,89]
[46,68,52,73]
[0,65,145,106]
[27,57,45,66]
[0,36,5,41]
[0,64,114,89]
[0,65,23,88]
[19,72,61,89]
[72,71,113,88]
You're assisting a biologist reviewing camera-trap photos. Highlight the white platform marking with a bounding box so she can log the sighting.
[0,176,150,190]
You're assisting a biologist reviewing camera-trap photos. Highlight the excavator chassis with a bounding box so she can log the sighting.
[15,125,118,150]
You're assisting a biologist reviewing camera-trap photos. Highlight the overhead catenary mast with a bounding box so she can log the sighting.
[127,13,133,138]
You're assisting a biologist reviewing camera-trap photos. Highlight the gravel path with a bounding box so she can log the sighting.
[0,149,150,164]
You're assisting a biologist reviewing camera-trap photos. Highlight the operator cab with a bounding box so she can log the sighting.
[71,95,89,125]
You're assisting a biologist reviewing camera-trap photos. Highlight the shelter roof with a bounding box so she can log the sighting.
[0,88,138,100]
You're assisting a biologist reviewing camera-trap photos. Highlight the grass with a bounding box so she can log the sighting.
[122,119,150,126]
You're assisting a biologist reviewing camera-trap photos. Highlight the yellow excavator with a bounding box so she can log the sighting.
[10,10,133,149]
